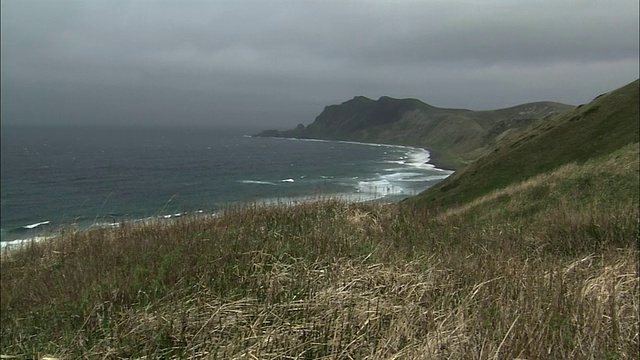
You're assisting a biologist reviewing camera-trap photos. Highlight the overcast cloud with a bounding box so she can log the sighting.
[1,0,638,128]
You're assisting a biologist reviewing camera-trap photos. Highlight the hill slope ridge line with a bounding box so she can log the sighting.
[410,78,639,208]
[257,97,573,169]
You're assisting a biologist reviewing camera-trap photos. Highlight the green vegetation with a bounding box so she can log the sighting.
[1,142,638,358]
[2,80,638,358]
[257,96,572,169]
[410,79,639,207]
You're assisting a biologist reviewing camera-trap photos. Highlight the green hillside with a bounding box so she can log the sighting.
[2,80,638,358]
[2,141,637,357]
[257,97,572,169]
[409,79,639,207]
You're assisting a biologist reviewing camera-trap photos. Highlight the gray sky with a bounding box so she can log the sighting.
[1,0,638,128]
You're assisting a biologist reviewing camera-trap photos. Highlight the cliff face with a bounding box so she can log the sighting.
[257,96,573,169]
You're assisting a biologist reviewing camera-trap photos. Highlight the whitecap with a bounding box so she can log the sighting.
[91,222,121,229]
[404,149,434,170]
[357,179,406,196]
[281,178,295,183]
[253,192,380,207]
[22,221,51,229]
[1,236,53,251]
[402,148,454,173]
[239,180,278,186]
[275,137,406,149]
[398,174,452,182]
[381,172,423,180]
[385,160,407,165]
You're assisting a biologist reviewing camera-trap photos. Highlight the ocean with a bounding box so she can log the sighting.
[0,125,452,245]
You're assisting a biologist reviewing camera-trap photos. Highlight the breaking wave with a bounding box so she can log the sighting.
[239,180,279,186]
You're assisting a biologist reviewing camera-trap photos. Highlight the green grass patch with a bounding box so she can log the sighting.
[2,169,638,358]
[2,80,638,359]
[412,79,639,207]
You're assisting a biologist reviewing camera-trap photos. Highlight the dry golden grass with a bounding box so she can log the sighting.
[1,144,638,359]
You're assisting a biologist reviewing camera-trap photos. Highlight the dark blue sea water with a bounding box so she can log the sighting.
[1,125,452,245]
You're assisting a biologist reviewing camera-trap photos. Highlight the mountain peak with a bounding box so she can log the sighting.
[342,96,374,105]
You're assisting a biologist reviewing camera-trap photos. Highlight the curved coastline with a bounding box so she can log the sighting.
[252,135,457,172]
[2,135,453,249]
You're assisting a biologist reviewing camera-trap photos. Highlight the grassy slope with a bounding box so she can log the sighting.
[1,145,638,358]
[2,141,638,357]
[410,79,640,207]
[259,97,572,170]
[1,81,638,358]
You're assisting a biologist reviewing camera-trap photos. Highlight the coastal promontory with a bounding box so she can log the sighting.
[256,96,573,169]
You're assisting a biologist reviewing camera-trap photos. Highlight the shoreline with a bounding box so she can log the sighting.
[2,137,453,249]
[252,135,458,172]
[0,193,408,257]
[0,193,402,253]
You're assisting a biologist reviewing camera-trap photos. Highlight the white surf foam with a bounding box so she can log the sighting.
[400,174,451,182]
[276,136,414,150]
[403,148,454,173]
[1,236,53,252]
[90,222,121,229]
[240,180,279,186]
[404,149,435,170]
[280,178,295,183]
[280,137,452,173]
[252,192,382,207]
[22,221,51,229]
[381,172,423,180]
[385,160,407,165]
[162,212,185,219]
[357,179,406,196]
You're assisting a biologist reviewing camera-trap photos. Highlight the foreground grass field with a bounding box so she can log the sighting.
[1,142,638,359]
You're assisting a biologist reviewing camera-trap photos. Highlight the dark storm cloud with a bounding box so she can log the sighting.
[1,0,638,127]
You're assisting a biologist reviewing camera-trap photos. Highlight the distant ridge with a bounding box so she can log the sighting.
[256,96,572,169]
[409,78,640,207]
[4,80,638,357]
